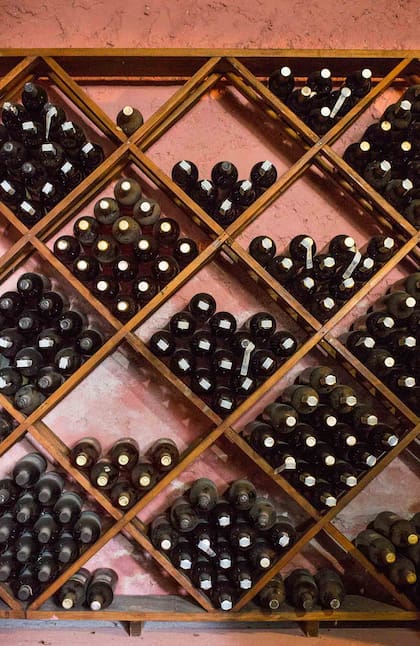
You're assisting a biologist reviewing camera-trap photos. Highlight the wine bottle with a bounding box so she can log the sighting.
[94,197,120,226]
[249,348,277,378]
[170,497,199,532]
[73,256,100,283]
[211,160,238,189]
[17,272,51,301]
[351,311,396,338]
[78,142,104,172]
[289,235,316,270]
[189,478,218,512]
[55,530,79,564]
[73,511,102,544]
[0,476,21,509]
[342,442,377,469]
[279,384,319,415]
[0,367,23,396]
[0,327,24,359]
[150,515,178,553]
[326,460,358,489]
[373,511,418,548]
[34,511,59,545]
[249,538,276,570]
[297,365,338,395]
[328,384,358,414]
[171,160,199,192]
[148,438,179,472]
[112,216,141,245]
[191,555,215,592]
[70,437,102,470]
[15,346,44,378]
[243,421,277,455]
[37,290,68,321]
[269,331,298,359]
[86,568,118,611]
[365,348,396,377]
[16,309,43,337]
[244,312,276,341]
[231,556,253,591]
[213,573,235,611]
[285,568,319,610]
[54,347,83,376]
[114,178,142,207]
[354,529,396,568]
[37,551,60,587]
[249,496,277,530]
[34,471,64,506]
[372,291,416,321]
[14,491,41,524]
[229,517,256,550]
[310,479,338,509]
[55,568,91,609]
[268,66,295,100]
[267,255,298,284]
[110,480,138,510]
[0,547,16,582]
[16,530,38,563]
[258,575,286,610]
[133,197,161,230]
[307,67,332,94]
[130,459,157,492]
[250,160,278,189]
[268,517,297,550]
[53,491,83,525]
[367,235,396,263]
[211,498,233,529]
[215,536,233,570]
[153,256,179,286]
[13,563,40,601]
[116,105,144,135]
[388,556,417,587]
[92,235,119,265]
[315,568,345,609]
[109,438,139,470]
[341,330,376,361]
[73,216,99,247]
[174,238,199,268]
[0,511,18,544]
[13,452,47,487]
[343,140,372,173]
[363,159,392,191]
[90,458,119,490]
[231,179,257,208]
[227,479,257,511]
[249,236,277,267]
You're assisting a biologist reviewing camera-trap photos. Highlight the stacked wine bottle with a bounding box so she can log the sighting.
[242,365,403,511]
[150,477,297,610]
[342,85,420,228]
[0,451,102,602]
[0,82,104,227]
[71,436,180,509]
[171,160,278,227]
[0,271,104,415]
[355,511,419,605]
[257,567,345,611]
[0,407,17,444]
[341,272,419,414]
[54,566,118,611]
[53,176,199,322]
[267,65,373,134]
[249,233,397,322]
[149,292,298,417]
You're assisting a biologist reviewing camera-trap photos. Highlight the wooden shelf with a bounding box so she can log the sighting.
[0,48,418,627]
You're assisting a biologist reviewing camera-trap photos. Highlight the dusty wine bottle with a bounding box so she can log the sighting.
[116,105,144,135]
[373,511,418,548]
[258,575,286,610]
[73,511,102,545]
[53,491,83,525]
[150,515,179,552]
[315,568,345,609]
[56,568,91,610]
[34,471,64,506]
[86,568,118,611]
[189,478,218,512]
[13,452,47,487]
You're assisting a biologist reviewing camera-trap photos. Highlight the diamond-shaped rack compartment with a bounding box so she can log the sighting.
[136,437,313,612]
[44,152,216,329]
[0,56,121,234]
[325,252,420,419]
[0,436,116,609]
[135,244,311,420]
[233,153,417,327]
[44,339,216,512]
[331,69,420,230]
[141,63,313,232]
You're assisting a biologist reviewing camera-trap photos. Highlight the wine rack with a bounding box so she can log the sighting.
[0,49,418,635]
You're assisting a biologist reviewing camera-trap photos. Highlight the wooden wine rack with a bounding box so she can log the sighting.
[0,49,419,635]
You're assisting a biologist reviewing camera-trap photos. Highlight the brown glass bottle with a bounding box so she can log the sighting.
[148,438,179,473]
[279,384,319,415]
[70,437,102,470]
[170,496,199,532]
[315,568,345,609]
[150,515,179,552]
[90,458,119,490]
[189,478,218,512]
[109,438,139,471]
[258,575,286,610]
[55,568,91,609]
[130,459,157,492]
[86,568,118,610]
[373,511,418,548]
[227,479,257,511]
[110,480,138,510]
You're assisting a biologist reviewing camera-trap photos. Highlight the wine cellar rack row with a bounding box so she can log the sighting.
[0,49,418,634]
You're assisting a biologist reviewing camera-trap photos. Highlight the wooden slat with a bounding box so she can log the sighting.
[25,594,420,622]
[43,56,126,143]
[0,55,39,96]
[139,73,220,151]
[133,57,222,145]
[0,584,23,611]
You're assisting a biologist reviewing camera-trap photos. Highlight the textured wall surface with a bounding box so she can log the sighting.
[0,1,419,644]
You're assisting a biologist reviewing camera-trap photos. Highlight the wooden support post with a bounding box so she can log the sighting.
[299,620,320,637]
[121,621,144,636]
